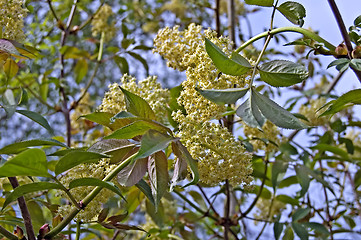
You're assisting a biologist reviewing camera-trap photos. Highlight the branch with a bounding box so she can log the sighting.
[47,0,59,22]
[0,225,17,240]
[8,177,36,240]
[327,0,361,83]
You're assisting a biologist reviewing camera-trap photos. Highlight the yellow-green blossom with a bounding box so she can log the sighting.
[173,111,253,186]
[243,120,281,153]
[298,97,328,126]
[98,74,170,123]
[70,91,95,134]
[0,0,27,41]
[91,4,117,42]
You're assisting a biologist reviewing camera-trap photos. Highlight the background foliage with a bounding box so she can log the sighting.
[1,0,361,239]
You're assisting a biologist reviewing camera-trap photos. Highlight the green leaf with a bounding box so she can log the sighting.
[350,59,361,71]
[274,222,284,240]
[0,39,20,55]
[258,60,308,87]
[148,151,169,211]
[2,182,63,210]
[292,208,310,222]
[0,149,50,178]
[282,226,294,240]
[245,0,274,7]
[4,58,19,79]
[294,165,310,197]
[170,148,188,191]
[69,178,125,199]
[0,138,68,154]
[312,143,349,160]
[2,89,16,117]
[302,222,329,235]
[136,179,155,206]
[55,151,109,175]
[196,87,249,105]
[104,120,170,140]
[354,15,361,27]
[205,38,251,76]
[16,109,54,135]
[354,169,361,188]
[117,157,147,187]
[278,175,298,188]
[276,194,299,205]
[327,58,350,72]
[120,87,156,120]
[272,160,288,190]
[320,89,361,117]
[291,222,308,240]
[114,56,129,74]
[236,96,266,129]
[127,51,149,75]
[74,59,88,84]
[252,90,308,129]
[172,141,199,187]
[277,1,306,27]
[82,112,134,131]
[132,130,174,162]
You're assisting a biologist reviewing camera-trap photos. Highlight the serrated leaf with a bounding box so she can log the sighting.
[292,208,310,222]
[117,157,147,187]
[205,38,251,76]
[320,89,361,117]
[350,59,361,71]
[0,138,68,154]
[252,90,308,129]
[0,149,50,178]
[277,1,306,26]
[120,87,156,120]
[74,59,88,84]
[132,130,174,162]
[291,222,308,240]
[2,182,62,210]
[69,177,125,199]
[258,60,308,87]
[170,149,188,191]
[0,39,20,55]
[245,0,274,7]
[172,141,199,187]
[16,109,54,135]
[148,151,169,211]
[196,87,249,105]
[274,222,284,240]
[136,179,155,205]
[3,58,19,79]
[236,96,266,129]
[54,151,109,175]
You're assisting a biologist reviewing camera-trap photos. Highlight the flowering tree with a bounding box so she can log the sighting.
[1,0,361,239]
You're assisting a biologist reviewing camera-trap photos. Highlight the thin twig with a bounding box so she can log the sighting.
[8,177,36,240]
[0,225,17,240]
[224,180,231,240]
[197,184,220,216]
[47,0,59,22]
[215,0,221,37]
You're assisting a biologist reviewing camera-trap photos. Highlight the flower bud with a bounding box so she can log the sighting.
[352,46,361,59]
[14,226,25,239]
[37,224,50,239]
[335,44,348,58]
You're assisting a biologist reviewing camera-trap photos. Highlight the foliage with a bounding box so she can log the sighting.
[1,0,361,240]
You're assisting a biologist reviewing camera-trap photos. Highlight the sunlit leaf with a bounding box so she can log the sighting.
[245,0,274,7]
[236,96,266,129]
[196,87,249,105]
[74,59,88,84]
[117,157,147,187]
[69,178,125,199]
[16,110,54,135]
[0,138,67,154]
[320,89,361,117]
[277,1,306,26]
[120,87,156,120]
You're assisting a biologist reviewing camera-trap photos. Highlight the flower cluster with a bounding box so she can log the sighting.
[91,4,117,42]
[0,0,27,41]
[253,198,286,223]
[174,112,253,186]
[57,159,116,221]
[243,120,281,153]
[154,23,250,123]
[153,24,253,186]
[298,97,328,126]
[98,74,170,123]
